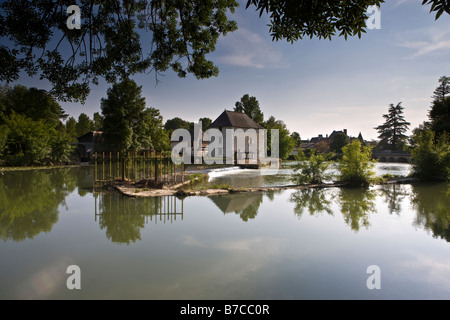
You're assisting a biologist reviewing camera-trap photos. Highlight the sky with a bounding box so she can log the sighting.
[9,0,450,141]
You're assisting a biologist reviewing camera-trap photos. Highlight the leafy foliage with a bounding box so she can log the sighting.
[330,132,349,155]
[246,0,385,42]
[290,131,301,147]
[422,0,450,20]
[0,85,75,165]
[101,79,169,153]
[0,85,67,127]
[234,94,264,126]
[293,149,334,184]
[1,1,449,101]
[1,112,53,165]
[411,129,449,181]
[0,0,239,102]
[264,115,295,160]
[164,117,193,133]
[338,140,376,186]
[76,113,94,137]
[429,96,450,136]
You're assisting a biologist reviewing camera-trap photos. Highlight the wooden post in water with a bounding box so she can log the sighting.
[117,152,119,180]
[102,152,105,182]
[94,152,97,185]
[181,151,184,182]
[135,152,137,181]
[160,151,162,183]
[121,153,125,181]
[168,152,171,183]
[155,151,158,182]
[127,152,130,181]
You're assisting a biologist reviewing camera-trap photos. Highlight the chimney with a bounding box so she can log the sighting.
[344,129,347,136]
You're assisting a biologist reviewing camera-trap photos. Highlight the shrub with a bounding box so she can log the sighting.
[411,129,449,181]
[293,149,334,184]
[338,140,376,186]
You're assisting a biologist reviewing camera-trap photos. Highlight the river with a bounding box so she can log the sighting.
[0,163,449,299]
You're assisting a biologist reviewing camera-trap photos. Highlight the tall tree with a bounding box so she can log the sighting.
[1,112,52,165]
[375,103,410,151]
[234,94,264,126]
[0,85,67,127]
[164,117,192,133]
[264,116,295,160]
[330,132,349,154]
[101,79,168,152]
[199,117,212,132]
[93,112,104,130]
[65,116,78,143]
[76,113,94,137]
[432,76,450,102]
[429,97,450,136]
[291,132,302,147]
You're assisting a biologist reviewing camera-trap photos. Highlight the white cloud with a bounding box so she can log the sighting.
[218,27,285,69]
[398,27,450,59]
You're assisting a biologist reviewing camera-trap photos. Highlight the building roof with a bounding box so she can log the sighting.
[209,110,264,130]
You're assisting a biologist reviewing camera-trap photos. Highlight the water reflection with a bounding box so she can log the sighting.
[289,188,334,217]
[95,193,184,244]
[411,183,450,242]
[289,187,377,232]
[338,188,377,232]
[1,165,449,245]
[209,193,263,221]
[378,184,409,215]
[0,168,83,242]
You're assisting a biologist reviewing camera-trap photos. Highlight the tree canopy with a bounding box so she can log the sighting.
[264,115,295,160]
[234,94,264,126]
[101,79,169,153]
[0,85,74,165]
[2,0,448,102]
[375,102,410,152]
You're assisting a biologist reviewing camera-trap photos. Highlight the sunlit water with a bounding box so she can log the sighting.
[205,161,413,188]
[0,165,449,299]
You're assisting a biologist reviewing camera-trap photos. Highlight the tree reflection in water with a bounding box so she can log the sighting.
[289,187,378,232]
[289,188,334,217]
[378,184,409,215]
[0,168,79,242]
[96,193,184,244]
[411,183,450,242]
[338,188,377,232]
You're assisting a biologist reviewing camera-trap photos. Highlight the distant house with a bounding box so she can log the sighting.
[208,109,265,163]
[74,128,103,161]
[170,109,268,164]
[300,129,366,152]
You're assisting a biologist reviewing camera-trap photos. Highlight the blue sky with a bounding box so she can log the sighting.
[12,0,450,140]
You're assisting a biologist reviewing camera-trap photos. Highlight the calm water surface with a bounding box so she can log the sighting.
[0,165,449,299]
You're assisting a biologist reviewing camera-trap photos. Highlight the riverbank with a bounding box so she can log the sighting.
[1,163,89,172]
